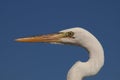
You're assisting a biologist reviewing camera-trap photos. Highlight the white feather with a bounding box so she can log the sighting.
[59,27,104,80]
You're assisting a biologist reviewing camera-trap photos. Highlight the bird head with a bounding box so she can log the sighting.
[15,27,91,46]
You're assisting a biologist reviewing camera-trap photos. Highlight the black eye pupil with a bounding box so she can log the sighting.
[68,32,72,35]
[66,31,74,37]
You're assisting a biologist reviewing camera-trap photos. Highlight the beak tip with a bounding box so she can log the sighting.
[15,38,26,42]
[15,38,21,42]
[15,37,39,42]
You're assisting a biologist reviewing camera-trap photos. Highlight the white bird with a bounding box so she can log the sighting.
[16,27,104,80]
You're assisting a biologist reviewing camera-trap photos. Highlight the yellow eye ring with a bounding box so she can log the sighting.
[65,31,74,37]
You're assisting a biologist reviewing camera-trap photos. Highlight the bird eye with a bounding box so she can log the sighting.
[65,31,74,38]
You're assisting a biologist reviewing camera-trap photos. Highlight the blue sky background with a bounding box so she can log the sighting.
[0,0,120,80]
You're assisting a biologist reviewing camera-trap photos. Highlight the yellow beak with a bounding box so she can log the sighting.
[15,33,64,43]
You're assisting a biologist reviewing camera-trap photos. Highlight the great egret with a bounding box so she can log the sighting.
[16,27,104,80]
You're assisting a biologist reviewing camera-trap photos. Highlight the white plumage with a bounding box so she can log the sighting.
[60,28,104,80]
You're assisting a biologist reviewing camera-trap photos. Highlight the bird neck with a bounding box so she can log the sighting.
[67,37,104,80]
[86,40,104,76]
[82,37,104,78]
